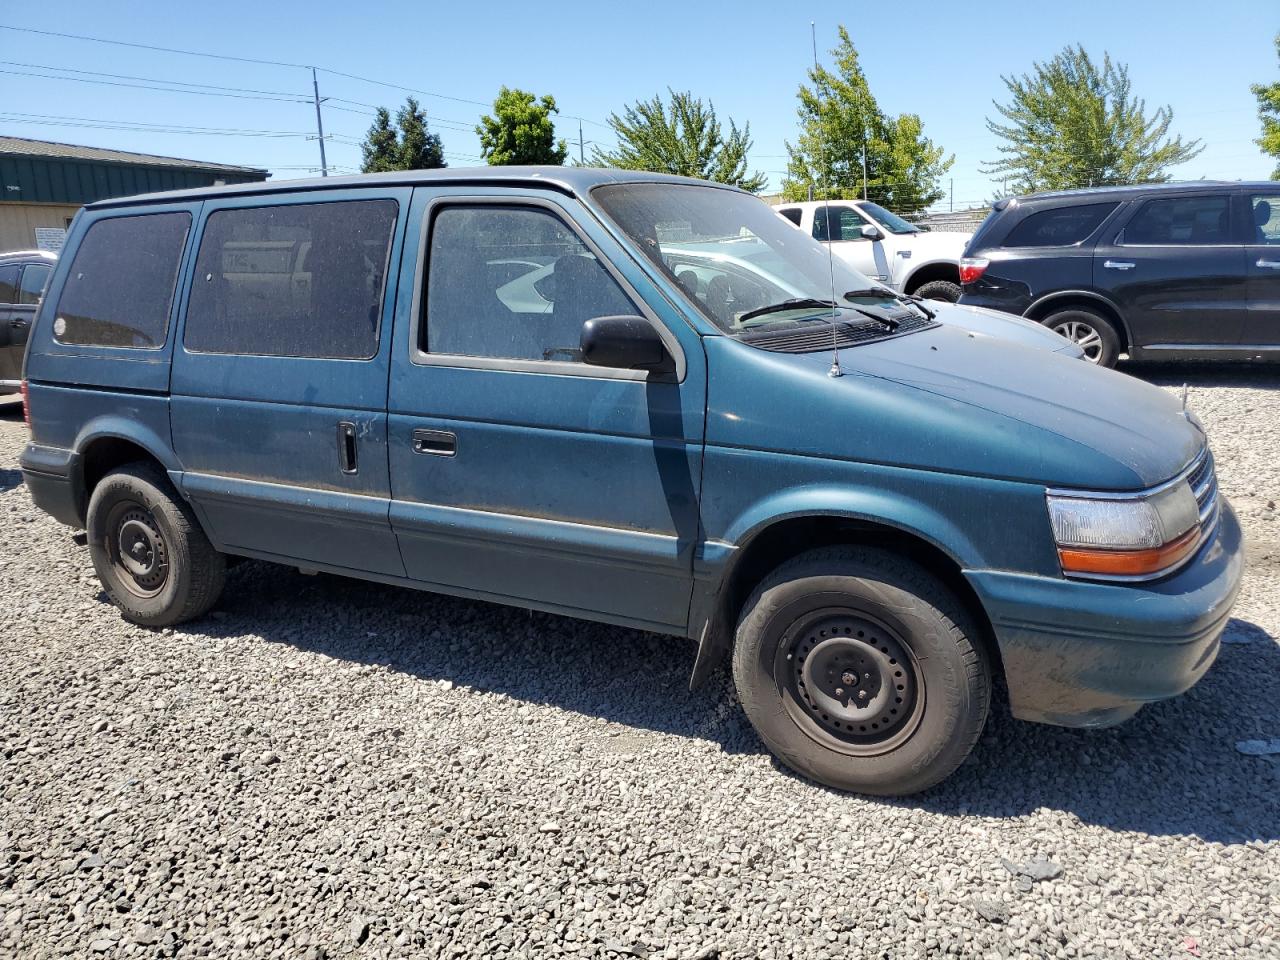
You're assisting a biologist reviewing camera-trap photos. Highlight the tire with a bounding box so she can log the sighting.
[86,461,226,627]
[732,547,990,796]
[912,279,962,303]
[1041,306,1121,367]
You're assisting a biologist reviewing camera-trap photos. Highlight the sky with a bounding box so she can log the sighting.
[1,0,1276,210]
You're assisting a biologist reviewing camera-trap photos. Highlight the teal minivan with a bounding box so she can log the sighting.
[19,168,1243,795]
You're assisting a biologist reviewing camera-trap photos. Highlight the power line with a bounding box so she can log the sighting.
[0,68,310,104]
[0,24,308,69]
[0,60,307,99]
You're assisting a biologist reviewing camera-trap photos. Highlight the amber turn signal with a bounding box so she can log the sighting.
[1057,526,1201,578]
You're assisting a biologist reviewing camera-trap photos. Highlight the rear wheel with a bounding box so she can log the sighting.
[1042,306,1120,366]
[912,279,962,303]
[86,462,225,626]
[732,547,990,796]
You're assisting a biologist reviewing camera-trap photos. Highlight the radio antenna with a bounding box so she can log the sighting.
[812,21,843,378]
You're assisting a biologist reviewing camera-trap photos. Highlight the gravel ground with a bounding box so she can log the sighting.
[1,367,1278,960]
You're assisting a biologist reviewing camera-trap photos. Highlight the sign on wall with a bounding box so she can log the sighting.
[34,227,66,252]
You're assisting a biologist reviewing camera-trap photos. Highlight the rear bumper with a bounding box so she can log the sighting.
[19,443,83,528]
[965,499,1244,727]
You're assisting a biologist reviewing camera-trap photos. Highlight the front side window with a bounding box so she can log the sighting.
[1248,194,1280,244]
[54,212,191,348]
[185,199,397,359]
[19,263,52,304]
[595,183,918,340]
[1122,195,1231,246]
[423,205,638,363]
[0,265,18,304]
[1003,202,1118,247]
[812,206,867,242]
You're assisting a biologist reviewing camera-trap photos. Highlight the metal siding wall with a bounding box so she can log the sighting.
[0,155,266,204]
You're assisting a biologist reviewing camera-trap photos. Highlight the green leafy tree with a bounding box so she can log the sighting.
[1252,33,1280,180]
[590,90,766,192]
[360,97,446,172]
[984,45,1202,193]
[783,26,952,211]
[477,87,567,165]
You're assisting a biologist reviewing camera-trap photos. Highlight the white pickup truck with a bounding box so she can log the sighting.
[775,200,971,302]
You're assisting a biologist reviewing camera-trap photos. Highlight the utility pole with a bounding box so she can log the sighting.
[950,178,954,213]
[311,66,328,177]
[578,119,585,165]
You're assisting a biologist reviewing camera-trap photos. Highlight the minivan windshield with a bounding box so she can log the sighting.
[594,183,908,334]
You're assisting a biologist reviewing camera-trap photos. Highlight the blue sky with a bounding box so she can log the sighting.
[1,0,1275,208]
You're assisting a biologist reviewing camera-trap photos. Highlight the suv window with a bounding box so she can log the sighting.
[54,212,191,349]
[423,205,638,363]
[0,265,17,304]
[1122,195,1231,245]
[1248,193,1280,244]
[19,263,51,304]
[1003,202,1118,247]
[185,199,397,359]
[776,207,802,226]
[812,206,866,242]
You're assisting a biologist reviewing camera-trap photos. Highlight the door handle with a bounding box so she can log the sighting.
[412,428,457,457]
[1103,260,1136,271]
[337,421,358,474]
[1256,259,1280,270]
[10,318,25,328]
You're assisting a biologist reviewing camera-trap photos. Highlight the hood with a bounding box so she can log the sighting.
[932,301,1084,358]
[705,323,1204,491]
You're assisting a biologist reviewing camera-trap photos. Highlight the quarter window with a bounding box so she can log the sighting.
[19,263,51,305]
[184,199,397,359]
[54,212,190,349]
[1003,202,1118,247]
[1122,195,1231,246]
[423,205,638,363]
[776,207,803,226]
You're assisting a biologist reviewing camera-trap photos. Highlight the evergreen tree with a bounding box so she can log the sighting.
[360,97,446,172]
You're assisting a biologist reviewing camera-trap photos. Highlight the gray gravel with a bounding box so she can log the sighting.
[1,367,1278,960]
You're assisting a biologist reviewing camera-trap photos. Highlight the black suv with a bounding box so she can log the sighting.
[0,250,56,394]
[959,182,1280,366]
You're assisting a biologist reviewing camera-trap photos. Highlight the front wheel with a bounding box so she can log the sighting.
[1042,306,1121,366]
[732,547,990,796]
[912,279,962,303]
[86,462,226,627]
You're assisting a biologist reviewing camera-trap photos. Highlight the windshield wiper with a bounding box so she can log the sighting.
[844,287,935,322]
[737,298,840,324]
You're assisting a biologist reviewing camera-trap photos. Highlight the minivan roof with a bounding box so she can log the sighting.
[84,165,744,209]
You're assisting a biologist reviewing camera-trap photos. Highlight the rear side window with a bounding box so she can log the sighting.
[423,205,638,363]
[1003,202,1118,247]
[776,207,802,226]
[19,263,51,304]
[184,199,397,359]
[1122,195,1231,245]
[0,265,17,304]
[54,212,191,349]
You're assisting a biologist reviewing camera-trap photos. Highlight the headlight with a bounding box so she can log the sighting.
[1046,481,1201,579]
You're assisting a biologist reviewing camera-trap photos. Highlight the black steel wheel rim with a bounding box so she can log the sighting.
[105,500,169,598]
[774,607,924,757]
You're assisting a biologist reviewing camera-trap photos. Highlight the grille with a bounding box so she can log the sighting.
[1188,449,1218,529]
[741,313,937,354]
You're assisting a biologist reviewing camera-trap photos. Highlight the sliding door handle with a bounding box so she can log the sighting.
[337,421,358,474]
[412,428,457,457]
[1103,259,1136,271]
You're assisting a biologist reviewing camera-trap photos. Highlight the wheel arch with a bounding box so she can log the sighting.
[1024,290,1131,353]
[902,259,961,294]
[72,420,182,525]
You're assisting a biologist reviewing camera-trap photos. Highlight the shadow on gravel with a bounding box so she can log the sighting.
[0,397,23,422]
[1118,361,1280,390]
[0,467,21,493]
[184,561,1280,845]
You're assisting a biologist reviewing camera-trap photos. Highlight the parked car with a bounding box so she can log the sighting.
[0,250,56,395]
[20,168,1241,796]
[959,181,1280,366]
[775,199,972,302]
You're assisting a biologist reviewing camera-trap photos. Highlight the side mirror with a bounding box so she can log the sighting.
[580,315,672,373]
[860,224,884,242]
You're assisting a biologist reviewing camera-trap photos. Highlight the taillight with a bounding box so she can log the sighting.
[958,257,989,285]
[20,380,30,427]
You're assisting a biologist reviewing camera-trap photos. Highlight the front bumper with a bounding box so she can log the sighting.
[965,499,1244,727]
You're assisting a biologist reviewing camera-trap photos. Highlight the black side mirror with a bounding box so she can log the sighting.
[860,224,884,242]
[580,315,672,373]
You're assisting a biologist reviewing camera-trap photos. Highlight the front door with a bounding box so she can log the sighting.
[1093,192,1247,352]
[812,205,890,283]
[1242,189,1280,353]
[170,189,410,575]
[386,189,706,633]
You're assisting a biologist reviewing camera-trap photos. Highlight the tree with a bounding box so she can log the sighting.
[984,45,1202,193]
[590,90,766,192]
[477,87,567,166]
[360,97,446,173]
[783,26,952,212]
[1252,33,1280,180]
